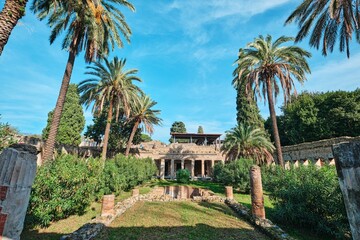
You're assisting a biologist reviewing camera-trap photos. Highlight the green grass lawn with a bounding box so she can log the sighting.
[107,201,270,240]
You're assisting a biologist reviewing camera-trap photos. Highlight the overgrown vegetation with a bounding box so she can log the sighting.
[0,115,18,151]
[213,159,253,193]
[26,154,156,227]
[262,164,350,239]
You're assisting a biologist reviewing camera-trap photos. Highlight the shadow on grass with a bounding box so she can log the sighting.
[106,224,270,240]
[21,229,63,240]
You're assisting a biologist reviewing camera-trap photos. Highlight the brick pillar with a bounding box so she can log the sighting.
[225,186,233,200]
[0,144,37,240]
[101,194,115,217]
[250,165,265,219]
[171,159,175,179]
[132,188,139,197]
[201,160,204,178]
[332,142,360,239]
[191,160,195,179]
[160,159,165,180]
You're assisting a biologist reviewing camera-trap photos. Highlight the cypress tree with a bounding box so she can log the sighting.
[43,84,85,146]
[236,80,264,129]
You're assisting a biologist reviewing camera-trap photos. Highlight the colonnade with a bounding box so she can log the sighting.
[157,159,222,179]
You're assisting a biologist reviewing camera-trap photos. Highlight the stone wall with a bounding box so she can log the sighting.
[279,136,360,162]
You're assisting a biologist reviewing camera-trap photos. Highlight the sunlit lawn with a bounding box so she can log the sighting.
[107,201,270,240]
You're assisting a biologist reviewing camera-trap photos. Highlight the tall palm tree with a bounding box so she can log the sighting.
[0,0,28,55]
[78,57,142,162]
[221,124,275,165]
[234,35,311,167]
[286,0,359,58]
[31,0,135,161]
[125,95,162,156]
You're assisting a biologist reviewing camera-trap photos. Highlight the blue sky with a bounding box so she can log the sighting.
[0,0,359,143]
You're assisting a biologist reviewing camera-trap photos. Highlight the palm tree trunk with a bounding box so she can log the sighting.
[266,77,284,167]
[125,121,140,156]
[43,49,76,161]
[0,0,28,55]
[102,99,113,161]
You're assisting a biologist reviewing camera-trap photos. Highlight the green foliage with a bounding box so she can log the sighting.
[197,126,204,134]
[221,124,274,164]
[85,109,142,151]
[27,155,102,227]
[265,89,360,145]
[27,154,156,227]
[42,84,85,145]
[176,169,190,183]
[262,165,350,239]
[213,159,253,192]
[141,134,152,142]
[234,80,264,129]
[169,121,188,143]
[0,115,18,151]
[101,154,156,195]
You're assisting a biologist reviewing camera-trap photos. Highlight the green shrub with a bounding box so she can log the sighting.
[101,154,156,195]
[263,164,350,239]
[176,169,190,183]
[26,154,156,227]
[213,158,253,192]
[26,155,102,227]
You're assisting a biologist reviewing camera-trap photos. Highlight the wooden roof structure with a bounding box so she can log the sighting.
[170,132,221,145]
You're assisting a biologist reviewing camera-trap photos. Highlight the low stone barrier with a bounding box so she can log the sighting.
[225,199,294,240]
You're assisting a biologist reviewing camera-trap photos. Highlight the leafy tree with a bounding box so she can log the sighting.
[221,124,274,165]
[234,35,311,167]
[169,121,187,143]
[0,115,18,151]
[79,57,142,161]
[232,66,264,128]
[125,95,162,155]
[0,0,28,55]
[42,84,85,146]
[286,0,360,58]
[32,0,135,161]
[266,89,360,145]
[84,110,142,151]
[197,126,204,134]
[140,134,152,142]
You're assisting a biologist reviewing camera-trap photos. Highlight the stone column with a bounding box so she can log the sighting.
[201,160,205,178]
[132,188,139,198]
[181,159,184,169]
[0,144,37,240]
[211,160,215,176]
[250,165,265,219]
[191,160,195,179]
[170,159,175,179]
[160,159,165,180]
[101,194,115,217]
[225,186,233,200]
[332,142,360,239]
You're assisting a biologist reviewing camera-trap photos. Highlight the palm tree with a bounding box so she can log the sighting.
[31,0,135,161]
[286,0,359,58]
[0,0,28,55]
[221,124,275,165]
[125,95,162,156]
[78,57,142,162]
[234,35,311,167]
